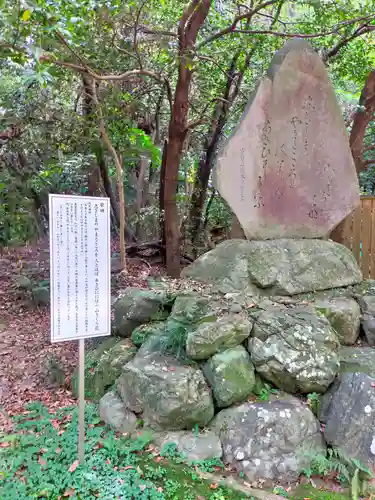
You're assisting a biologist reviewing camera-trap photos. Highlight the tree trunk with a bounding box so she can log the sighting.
[162,0,211,277]
[188,46,254,243]
[350,70,375,175]
[331,70,375,244]
[159,139,168,259]
[82,75,103,196]
[95,144,136,243]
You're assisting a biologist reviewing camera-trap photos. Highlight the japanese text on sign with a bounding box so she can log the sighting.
[49,195,111,342]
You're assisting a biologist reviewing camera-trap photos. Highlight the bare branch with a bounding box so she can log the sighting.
[134,0,148,70]
[197,0,281,48]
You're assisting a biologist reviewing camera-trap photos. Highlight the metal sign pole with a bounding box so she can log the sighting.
[78,338,85,464]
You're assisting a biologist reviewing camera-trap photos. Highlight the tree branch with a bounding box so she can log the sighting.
[197,0,281,48]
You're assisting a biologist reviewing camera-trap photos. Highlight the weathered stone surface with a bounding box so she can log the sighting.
[314,298,360,345]
[32,286,50,306]
[186,313,253,361]
[202,346,255,408]
[131,322,166,347]
[155,430,222,462]
[213,39,359,240]
[113,288,170,336]
[210,396,325,483]
[14,275,32,290]
[181,239,362,296]
[73,338,137,400]
[170,293,226,324]
[340,346,375,377]
[249,306,340,393]
[358,296,375,346]
[99,391,138,434]
[320,372,375,468]
[116,352,214,430]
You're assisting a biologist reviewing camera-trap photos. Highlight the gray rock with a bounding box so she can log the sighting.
[72,338,137,401]
[113,288,170,336]
[249,307,340,393]
[131,322,166,347]
[340,346,375,377]
[99,391,138,434]
[314,298,360,345]
[14,275,32,290]
[32,286,50,306]
[202,346,255,408]
[181,239,362,296]
[116,352,214,430]
[210,396,325,483]
[170,293,225,324]
[186,313,253,361]
[320,372,375,468]
[358,296,375,346]
[155,430,222,462]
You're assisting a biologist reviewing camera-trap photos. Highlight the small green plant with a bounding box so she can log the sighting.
[307,392,321,415]
[258,383,278,401]
[192,457,225,473]
[273,486,289,497]
[301,447,374,500]
[158,319,189,360]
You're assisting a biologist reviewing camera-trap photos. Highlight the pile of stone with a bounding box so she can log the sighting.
[92,39,375,486]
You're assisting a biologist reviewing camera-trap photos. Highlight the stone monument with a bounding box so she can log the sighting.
[213,39,360,240]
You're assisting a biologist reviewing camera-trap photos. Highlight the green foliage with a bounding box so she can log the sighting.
[258,383,278,401]
[307,392,321,416]
[0,403,245,499]
[301,447,374,499]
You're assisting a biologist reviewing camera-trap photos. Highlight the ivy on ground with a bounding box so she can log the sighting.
[0,402,246,500]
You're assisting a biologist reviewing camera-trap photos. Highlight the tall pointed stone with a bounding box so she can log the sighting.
[213,39,360,239]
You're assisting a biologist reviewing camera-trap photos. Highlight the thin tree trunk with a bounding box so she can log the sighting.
[92,82,127,271]
[350,70,375,175]
[162,0,211,277]
[95,145,136,243]
[331,70,375,244]
[159,139,168,259]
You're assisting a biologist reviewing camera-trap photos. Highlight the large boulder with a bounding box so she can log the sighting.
[181,239,362,296]
[358,296,375,346]
[320,372,375,468]
[202,346,256,408]
[186,313,253,361]
[249,306,340,393]
[113,288,172,336]
[99,391,138,434]
[155,430,222,462]
[212,39,359,240]
[73,338,137,400]
[313,298,360,345]
[210,396,325,483]
[116,352,214,430]
[340,346,375,377]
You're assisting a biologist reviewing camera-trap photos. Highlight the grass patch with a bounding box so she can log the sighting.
[293,485,349,500]
[0,402,247,499]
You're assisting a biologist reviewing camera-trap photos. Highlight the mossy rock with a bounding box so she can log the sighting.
[72,338,137,400]
[131,322,167,347]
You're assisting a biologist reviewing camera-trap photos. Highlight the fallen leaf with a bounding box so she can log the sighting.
[209,483,218,489]
[68,460,79,473]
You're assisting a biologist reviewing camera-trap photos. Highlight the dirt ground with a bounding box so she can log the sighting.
[0,238,164,427]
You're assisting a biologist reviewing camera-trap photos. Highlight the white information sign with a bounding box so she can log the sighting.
[49,194,111,343]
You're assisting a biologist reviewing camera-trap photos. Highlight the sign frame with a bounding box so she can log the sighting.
[49,193,111,343]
